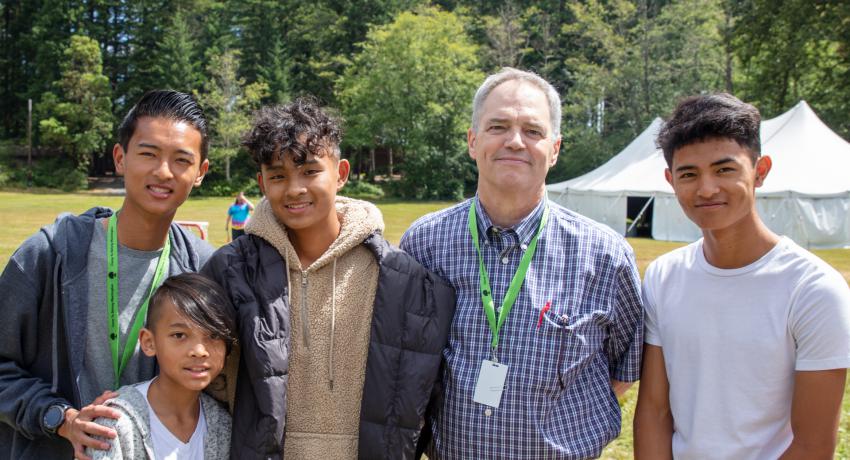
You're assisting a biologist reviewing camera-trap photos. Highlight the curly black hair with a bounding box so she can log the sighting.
[242,97,342,168]
[657,93,761,168]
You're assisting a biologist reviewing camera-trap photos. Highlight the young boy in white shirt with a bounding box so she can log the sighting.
[88,273,235,460]
[634,93,850,459]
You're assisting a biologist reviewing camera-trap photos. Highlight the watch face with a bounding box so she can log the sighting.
[44,405,66,432]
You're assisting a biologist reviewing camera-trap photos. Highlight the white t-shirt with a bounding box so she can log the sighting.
[135,380,207,460]
[643,237,850,460]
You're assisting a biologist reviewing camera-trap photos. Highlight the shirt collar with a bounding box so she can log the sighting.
[473,194,547,245]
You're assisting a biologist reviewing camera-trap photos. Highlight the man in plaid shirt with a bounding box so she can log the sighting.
[401,68,643,459]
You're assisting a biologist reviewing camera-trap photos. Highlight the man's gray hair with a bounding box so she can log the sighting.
[471,67,562,139]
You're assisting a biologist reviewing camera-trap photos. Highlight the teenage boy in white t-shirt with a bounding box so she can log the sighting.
[634,93,850,460]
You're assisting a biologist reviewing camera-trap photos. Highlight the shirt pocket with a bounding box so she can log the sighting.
[523,306,571,395]
[558,312,603,389]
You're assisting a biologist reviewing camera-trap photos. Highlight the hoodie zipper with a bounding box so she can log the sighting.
[300,270,310,350]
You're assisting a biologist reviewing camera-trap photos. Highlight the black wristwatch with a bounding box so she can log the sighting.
[42,403,71,434]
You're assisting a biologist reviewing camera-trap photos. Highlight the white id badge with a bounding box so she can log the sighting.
[473,360,508,408]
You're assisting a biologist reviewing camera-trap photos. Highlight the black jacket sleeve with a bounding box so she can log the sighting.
[201,237,289,460]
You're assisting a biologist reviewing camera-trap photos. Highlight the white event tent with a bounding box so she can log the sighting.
[547,101,850,248]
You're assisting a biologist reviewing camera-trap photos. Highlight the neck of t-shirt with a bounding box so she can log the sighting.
[698,236,787,276]
[700,216,781,269]
[111,206,172,251]
[146,376,202,439]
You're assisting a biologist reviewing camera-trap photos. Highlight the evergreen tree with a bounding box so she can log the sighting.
[196,49,267,181]
[156,10,202,93]
[257,36,292,103]
[38,34,112,170]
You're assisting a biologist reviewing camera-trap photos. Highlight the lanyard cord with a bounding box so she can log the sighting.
[468,200,549,351]
[107,212,171,389]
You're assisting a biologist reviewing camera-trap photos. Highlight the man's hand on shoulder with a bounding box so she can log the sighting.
[58,390,120,460]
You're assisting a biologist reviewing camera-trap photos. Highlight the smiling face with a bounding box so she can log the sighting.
[113,116,209,222]
[139,298,227,394]
[469,79,561,199]
[257,147,350,236]
[665,138,772,233]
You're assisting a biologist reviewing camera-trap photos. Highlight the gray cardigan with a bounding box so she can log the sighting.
[88,384,231,459]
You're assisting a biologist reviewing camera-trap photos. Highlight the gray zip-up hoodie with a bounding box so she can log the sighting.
[0,207,213,459]
[87,383,231,460]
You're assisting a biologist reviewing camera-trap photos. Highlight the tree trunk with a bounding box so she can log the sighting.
[724,6,734,93]
[388,148,393,177]
[226,156,231,182]
[640,0,651,117]
[368,147,376,181]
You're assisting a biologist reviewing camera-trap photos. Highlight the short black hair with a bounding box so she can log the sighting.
[657,93,761,168]
[118,90,209,161]
[147,273,237,352]
[242,97,342,168]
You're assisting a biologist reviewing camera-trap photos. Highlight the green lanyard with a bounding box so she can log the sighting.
[467,200,549,351]
[107,212,171,389]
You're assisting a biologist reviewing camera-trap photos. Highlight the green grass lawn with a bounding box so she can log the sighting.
[1,190,849,458]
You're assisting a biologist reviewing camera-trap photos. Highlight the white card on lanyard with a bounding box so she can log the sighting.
[473,359,508,408]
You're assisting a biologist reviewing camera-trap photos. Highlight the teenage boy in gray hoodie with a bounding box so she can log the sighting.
[0,90,213,460]
[202,98,455,460]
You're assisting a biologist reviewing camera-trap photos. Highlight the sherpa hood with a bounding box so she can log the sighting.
[245,195,384,388]
[245,196,384,272]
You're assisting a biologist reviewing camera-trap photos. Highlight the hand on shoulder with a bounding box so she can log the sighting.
[59,390,120,460]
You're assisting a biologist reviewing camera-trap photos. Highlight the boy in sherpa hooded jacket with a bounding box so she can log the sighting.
[202,98,455,460]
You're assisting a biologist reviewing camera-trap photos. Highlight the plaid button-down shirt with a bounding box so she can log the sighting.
[400,196,643,459]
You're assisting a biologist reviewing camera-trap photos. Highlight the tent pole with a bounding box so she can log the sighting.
[626,195,655,236]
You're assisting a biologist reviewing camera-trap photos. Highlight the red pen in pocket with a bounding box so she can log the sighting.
[537,300,552,329]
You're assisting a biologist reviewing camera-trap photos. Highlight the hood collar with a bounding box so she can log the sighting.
[246,196,384,272]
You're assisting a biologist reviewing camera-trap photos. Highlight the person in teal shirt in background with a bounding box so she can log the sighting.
[226,191,254,241]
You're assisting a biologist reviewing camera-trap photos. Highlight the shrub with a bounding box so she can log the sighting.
[391,146,471,200]
[340,179,385,200]
[193,176,260,197]
[21,157,89,191]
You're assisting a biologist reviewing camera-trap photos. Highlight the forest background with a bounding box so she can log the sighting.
[0,0,848,199]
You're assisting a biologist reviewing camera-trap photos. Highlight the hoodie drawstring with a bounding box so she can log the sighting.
[295,260,337,391]
[300,270,310,350]
[329,258,336,391]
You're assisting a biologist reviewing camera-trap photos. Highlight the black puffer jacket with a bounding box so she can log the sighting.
[202,232,455,460]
